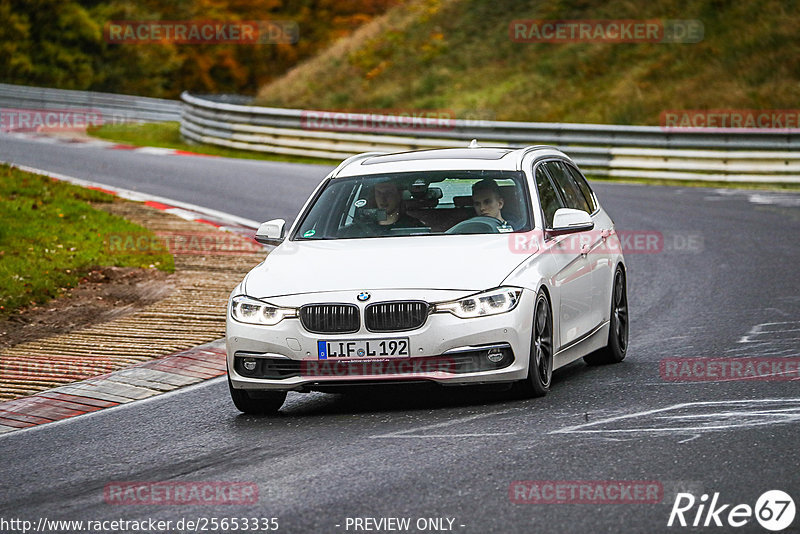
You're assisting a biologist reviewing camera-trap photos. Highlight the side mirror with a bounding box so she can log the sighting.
[548,208,594,236]
[255,219,286,246]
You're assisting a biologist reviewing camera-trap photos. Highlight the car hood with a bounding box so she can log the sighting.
[244,235,531,297]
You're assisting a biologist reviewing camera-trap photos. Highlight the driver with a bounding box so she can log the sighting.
[368,181,424,234]
[471,179,519,229]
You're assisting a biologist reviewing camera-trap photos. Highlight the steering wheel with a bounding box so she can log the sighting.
[445,216,502,235]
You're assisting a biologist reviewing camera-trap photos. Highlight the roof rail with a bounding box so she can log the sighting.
[329,152,386,178]
[513,145,565,169]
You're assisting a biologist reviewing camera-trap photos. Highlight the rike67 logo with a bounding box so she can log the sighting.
[668,490,795,531]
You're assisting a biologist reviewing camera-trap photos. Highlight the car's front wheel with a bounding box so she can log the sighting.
[228,376,287,414]
[584,265,628,365]
[514,289,553,397]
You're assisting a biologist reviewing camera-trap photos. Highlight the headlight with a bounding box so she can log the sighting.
[230,295,296,326]
[434,287,523,318]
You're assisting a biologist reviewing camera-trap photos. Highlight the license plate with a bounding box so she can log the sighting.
[318,338,410,359]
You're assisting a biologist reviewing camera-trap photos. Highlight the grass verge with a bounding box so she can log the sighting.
[88,122,338,165]
[0,165,174,319]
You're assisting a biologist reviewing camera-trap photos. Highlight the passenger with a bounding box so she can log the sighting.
[471,179,520,230]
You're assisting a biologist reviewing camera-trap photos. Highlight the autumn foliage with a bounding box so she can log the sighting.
[0,0,402,98]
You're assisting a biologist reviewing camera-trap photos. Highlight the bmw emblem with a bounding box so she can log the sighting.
[357,291,371,302]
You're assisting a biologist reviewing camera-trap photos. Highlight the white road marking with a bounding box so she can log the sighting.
[164,207,205,221]
[133,147,176,155]
[370,410,515,439]
[747,193,800,207]
[1,162,260,228]
[551,398,800,436]
[0,376,226,440]
[738,321,800,343]
[711,189,800,208]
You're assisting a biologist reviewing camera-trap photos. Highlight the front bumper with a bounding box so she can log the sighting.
[226,290,535,391]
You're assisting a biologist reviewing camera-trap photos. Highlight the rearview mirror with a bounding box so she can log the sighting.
[255,219,286,246]
[548,208,594,236]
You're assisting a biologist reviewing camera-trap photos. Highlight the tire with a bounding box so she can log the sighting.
[584,265,628,366]
[228,376,287,414]
[513,289,553,398]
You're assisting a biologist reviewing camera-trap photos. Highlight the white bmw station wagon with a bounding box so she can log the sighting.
[226,144,628,413]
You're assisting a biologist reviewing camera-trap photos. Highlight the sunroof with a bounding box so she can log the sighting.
[362,148,513,164]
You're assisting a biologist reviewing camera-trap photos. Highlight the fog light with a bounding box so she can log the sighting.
[487,348,504,363]
[243,358,257,371]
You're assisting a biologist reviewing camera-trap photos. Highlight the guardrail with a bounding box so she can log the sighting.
[181,92,800,183]
[0,83,181,124]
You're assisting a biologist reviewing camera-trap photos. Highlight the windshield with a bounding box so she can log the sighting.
[293,170,531,240]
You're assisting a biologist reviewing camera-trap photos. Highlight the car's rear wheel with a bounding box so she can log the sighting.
[228,376,287,414]
[514,289,553,398]
[584,265,628,365]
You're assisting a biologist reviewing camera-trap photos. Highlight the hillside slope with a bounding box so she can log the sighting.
[254,0,799,125]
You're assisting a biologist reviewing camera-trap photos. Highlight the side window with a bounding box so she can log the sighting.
[543,161,591,214]
[566,164,597,213]
[534,165,565,228]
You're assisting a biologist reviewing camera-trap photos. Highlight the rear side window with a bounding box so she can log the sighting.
[566,164,597,213]
[543,161,591,214]
[534,165,564,228]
